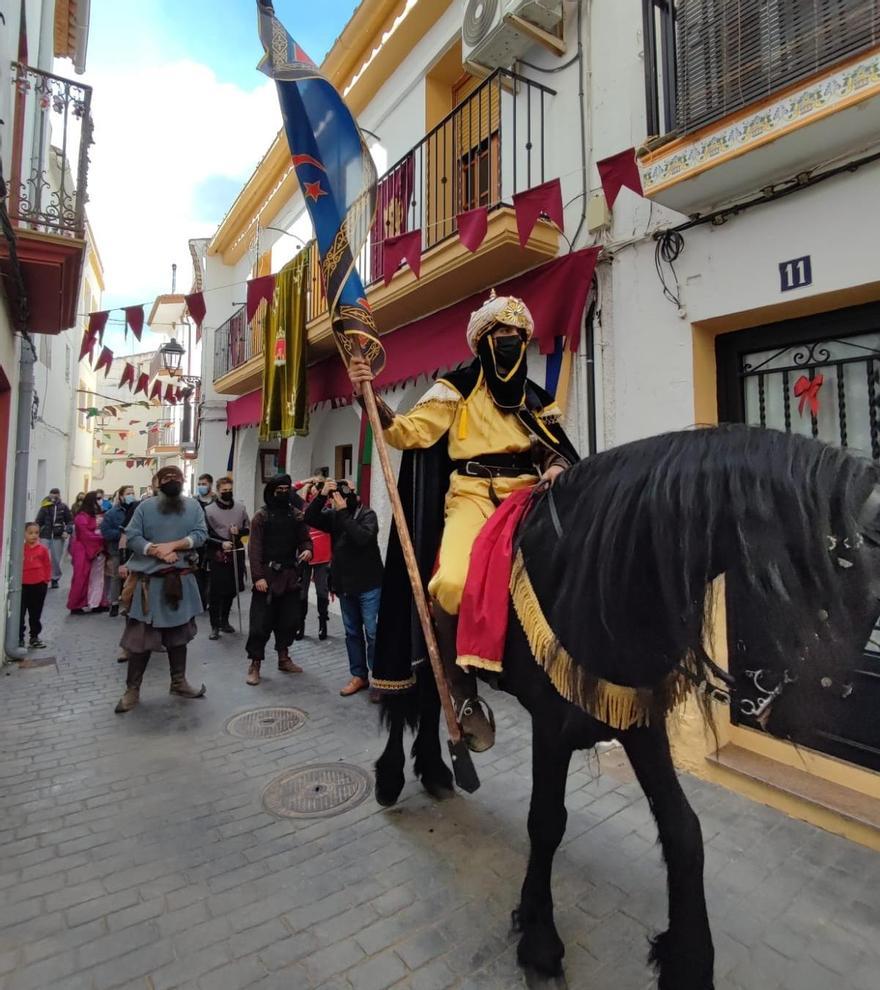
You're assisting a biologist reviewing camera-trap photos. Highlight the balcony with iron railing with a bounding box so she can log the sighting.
[147,422,180,453]
[212,68,561,393]
[639,0,880,214]
[0,61,94,332]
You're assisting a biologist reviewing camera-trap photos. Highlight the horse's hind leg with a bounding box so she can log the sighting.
[620,722,714,990]
[411,662,454,798]
[514,716,572,977]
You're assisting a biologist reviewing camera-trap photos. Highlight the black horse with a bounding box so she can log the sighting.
[374,424,880,989]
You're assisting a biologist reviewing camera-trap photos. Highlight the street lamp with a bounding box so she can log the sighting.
[159,337,185,374]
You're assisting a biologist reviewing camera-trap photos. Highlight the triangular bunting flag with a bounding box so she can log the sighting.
[596,147,643,208]
[383,230,421,285]
[119,362,136,390]
[79,328,97,363]
[246,275,276,322]
[164,384,177,404]
[149,379,163,401]
[185,292,206,343]
[88,310,110,344]
[94,346,114,377]
[134,373,149,396]
[513,178,564,248]
[123,305,145,341]
[457,207,488,253]
[126,460,134,468]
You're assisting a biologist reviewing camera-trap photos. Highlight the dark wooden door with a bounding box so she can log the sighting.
[716,302,880,772]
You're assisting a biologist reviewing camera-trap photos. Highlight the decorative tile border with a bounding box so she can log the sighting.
[641,51,880,191]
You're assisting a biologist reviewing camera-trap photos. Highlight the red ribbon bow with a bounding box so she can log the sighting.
[793,374,823,417]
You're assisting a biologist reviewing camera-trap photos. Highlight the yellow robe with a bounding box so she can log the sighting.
[384,373,561,614]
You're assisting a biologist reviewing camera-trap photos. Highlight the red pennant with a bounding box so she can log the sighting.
[134,373,150,396]
[383,230,422,285]
[175,387,185,402]
[88,310,110,343]
[457,207,488,253]
[246,275,276,322]
[164,384,177,404]
[149,379,163,401]
[185,292,206,343]
[596,147,643,208]
[126,460,134,469]
[119,362,136,390]
[123,305,145,341]
[94,346,114,377]
[79,328,97,363]
[513,178,564,248]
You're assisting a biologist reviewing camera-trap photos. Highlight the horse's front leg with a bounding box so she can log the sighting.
[514,716,572,976]
[411,662,454,798]
[374,697,408,806]
[620,723,714,990]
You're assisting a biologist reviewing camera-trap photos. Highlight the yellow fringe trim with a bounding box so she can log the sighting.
[369,675,417,691]
[457,654,504,673]
[509,552,689,730]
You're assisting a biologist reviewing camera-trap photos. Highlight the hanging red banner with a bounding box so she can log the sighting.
[149,379,163,401]
[457,207,488,253]
[596,147,644,208]
[246,275,276,322]
[164,384,177,404]
[79,328,97,363]
[383,230,421,285]
[94,346,114,377]
[119,362,136,390]
[513,178,564,248]
[134,373,150,396]
[123,305,145,341]
[185,292,206,343]
[88,310,110,343]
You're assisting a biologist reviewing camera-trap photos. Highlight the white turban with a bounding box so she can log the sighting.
[465,291,534,354]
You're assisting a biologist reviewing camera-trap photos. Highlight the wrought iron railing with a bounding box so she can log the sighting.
[212,67,555,383]
[147,424,178,450]
[8,62,94,237]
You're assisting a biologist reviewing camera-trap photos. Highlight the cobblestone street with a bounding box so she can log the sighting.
[1,582,879,990]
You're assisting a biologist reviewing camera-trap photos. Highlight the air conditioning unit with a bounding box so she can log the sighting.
[461,0,565,73]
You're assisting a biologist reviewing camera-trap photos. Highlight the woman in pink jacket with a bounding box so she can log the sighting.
[67,492,110,613]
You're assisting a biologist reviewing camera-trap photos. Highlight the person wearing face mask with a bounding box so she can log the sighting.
[244,474,313,685]
[101,485,140,618]
[113,465,208,714]
[36,488,73,588]
[347,291,578,752]
[304,480,383,698]
[203,477,249,640]
[193,473,215,609]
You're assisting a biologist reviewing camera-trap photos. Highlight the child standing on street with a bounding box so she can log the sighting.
[21,522,50,649]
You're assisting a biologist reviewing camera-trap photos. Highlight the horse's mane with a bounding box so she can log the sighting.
[521,424,880,696]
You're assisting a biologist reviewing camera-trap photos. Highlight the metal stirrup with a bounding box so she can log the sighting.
[455,695,496,733]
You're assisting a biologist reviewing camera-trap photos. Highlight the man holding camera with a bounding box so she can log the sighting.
[304,479,383,698]
[245,474,313,686]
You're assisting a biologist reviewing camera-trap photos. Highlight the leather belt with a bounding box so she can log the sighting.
[454,455,537,479]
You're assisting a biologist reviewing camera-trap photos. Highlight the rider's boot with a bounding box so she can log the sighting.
[431,601,495,752]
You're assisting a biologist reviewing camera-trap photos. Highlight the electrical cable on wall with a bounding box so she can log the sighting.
[653,229,684,308]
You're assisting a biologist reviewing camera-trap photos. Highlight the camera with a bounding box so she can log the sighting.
[335,480,352,496]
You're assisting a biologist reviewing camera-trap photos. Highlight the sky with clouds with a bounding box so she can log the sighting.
[77,0,358,352]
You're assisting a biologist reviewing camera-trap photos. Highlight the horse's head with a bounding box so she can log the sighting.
[750,483,880,744]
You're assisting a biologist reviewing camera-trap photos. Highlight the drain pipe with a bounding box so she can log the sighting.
[4,333,36,662]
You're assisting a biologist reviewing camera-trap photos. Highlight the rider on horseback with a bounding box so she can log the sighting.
[348,291,578,752]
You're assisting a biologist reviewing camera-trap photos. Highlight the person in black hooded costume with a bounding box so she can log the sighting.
[245,474,312,686]
[348,291,578,751]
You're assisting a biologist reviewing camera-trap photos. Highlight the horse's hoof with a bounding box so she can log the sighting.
[651,931,714,990]
[374,764,405,807]
[514,905,564,977]
[418,759,454,799]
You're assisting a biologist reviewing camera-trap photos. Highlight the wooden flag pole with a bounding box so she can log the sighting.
[350,349,480,793]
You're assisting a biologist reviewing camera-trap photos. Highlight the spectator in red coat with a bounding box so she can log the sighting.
[294,477,332,640]
[20,522,51,650]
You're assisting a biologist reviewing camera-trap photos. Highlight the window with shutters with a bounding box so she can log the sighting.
[644,0,880,137]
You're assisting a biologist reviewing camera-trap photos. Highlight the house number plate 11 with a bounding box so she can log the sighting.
[779,255,812,292]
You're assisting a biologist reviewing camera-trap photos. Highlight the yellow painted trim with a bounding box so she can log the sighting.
[643,46,880,198]
[210,0,455,264]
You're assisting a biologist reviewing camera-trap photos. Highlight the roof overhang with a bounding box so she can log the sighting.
[54,0,91,74]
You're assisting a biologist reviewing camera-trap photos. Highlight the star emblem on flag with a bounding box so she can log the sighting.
[304,180,327,202]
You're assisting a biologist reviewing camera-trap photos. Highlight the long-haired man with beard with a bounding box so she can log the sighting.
[114,465,208,713]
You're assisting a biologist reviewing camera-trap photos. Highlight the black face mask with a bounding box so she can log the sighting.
[219,492,234,504]
[159,481,182,498]
[477,332,528,410]
[273,491,290,507]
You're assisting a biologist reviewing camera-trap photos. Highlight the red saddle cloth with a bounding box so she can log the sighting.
[456,487,534,672]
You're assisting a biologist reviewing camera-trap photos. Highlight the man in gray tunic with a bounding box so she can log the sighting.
[115,465,208,714]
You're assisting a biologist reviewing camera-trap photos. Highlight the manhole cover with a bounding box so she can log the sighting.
[262,763,372,819]
[226,707,306,739]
